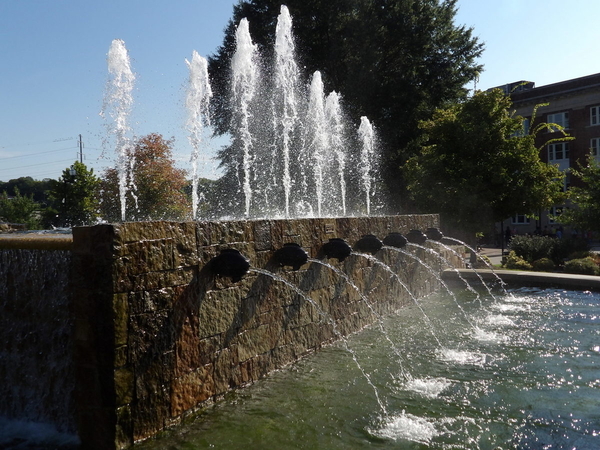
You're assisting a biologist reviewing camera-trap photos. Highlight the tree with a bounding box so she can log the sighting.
[0,177,53,204]
[403,89,566,238]
[208,0,483,210]
[560,155,600,235]
[45,161,101,227]
[98,133,189,222]
[0,187,42,229]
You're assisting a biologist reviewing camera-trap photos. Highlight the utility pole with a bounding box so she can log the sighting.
[78,134,83,163]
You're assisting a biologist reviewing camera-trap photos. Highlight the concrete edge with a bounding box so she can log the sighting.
[443,268,600,291]
[0,234,73,251]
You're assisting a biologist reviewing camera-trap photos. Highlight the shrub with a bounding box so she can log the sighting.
[563,257,600,276]
[474,254,492,269]
[504,251,533,271]
[509,235,555,263]
[532,258,555,272]
[552,238,590,263]
[510,235,590,265]
[568,250,592,260]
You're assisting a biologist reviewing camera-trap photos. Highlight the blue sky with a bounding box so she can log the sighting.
[1,0,599,182]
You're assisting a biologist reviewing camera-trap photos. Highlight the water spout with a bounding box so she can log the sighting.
[185,50,213,220]
[208,249,250,282]
[102,39,135,222]
[322,238,352,262]
[273,243,308,270]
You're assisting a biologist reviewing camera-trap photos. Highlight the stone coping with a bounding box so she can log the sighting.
[443,268,600,291]
[0,232,73,250]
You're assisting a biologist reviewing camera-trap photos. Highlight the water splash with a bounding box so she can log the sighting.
[370,411,438,444]
[249,267,389,415]
[185,50,212,220]
[358,116,376,215]
[273,5,301,217]
[306,71,327,216]
[325,91,347,215]
[102,39,135,222]
[231,18,260,217]
[404,377,452,399]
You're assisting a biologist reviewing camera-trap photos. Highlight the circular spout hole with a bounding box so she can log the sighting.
[353,234,383,254]
[382,232,408,248]
[209,249,250,282]
[273,243,308,270]
[425,227,444,241]
[322,238,352,262]
[406,229,428,245]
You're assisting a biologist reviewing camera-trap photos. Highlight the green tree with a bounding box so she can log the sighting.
[45,161,101,227]
[561,155,600,234]
[98,133,189,222]
[0,177,53,203]
[208,0,483,209]
[0,187,42,229]
[404,89,566,238]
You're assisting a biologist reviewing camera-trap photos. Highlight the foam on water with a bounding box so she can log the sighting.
[493,302,529,313]
[370,412,438,444]
[404,377,452,398]
[472,326,505,343]
[438,348,487,366]
[485,313,515,326]
[0,418,80,449]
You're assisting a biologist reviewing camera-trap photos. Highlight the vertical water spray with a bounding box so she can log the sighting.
[185,51,212,220]
[325,91,347,216]
[358,116,375,215]
[102,39,135,222]
[306,71,327,216]
[274,5,301,217]
[231,18,259,217]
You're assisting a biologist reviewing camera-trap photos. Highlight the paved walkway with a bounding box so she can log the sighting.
[478,246,505,266]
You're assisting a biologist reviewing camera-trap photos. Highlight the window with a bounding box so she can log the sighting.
[547,111,569,129]
[591,106,600,126]
[548,142,570,161]
[591,138,600,157]
[512,214,530,225]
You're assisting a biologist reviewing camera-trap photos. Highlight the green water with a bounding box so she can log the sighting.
[138,288,600,449]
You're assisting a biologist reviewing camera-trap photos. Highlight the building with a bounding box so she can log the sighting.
[492,73,600,239]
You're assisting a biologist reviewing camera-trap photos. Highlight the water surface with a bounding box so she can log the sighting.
[137,288,600,449]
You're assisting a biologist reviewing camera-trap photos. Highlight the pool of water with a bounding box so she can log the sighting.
[135,288,600,449]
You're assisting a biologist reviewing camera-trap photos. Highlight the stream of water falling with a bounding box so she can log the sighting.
[185,50,212,220]
[102,39,135,222]
[135,288,600,449]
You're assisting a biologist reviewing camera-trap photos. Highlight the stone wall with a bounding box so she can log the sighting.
[69,215,460,449]
[0,215,464,449]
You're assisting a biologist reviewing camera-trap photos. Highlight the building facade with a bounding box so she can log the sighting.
[492,73,600,240]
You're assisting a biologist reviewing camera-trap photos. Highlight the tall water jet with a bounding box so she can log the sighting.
[101,39,135,222]
[273,5,302,217]
[325,91,347,215]
[306,71,327,216]
[231,18,260,217]
[358,116,376,215]
[185,50,212,220]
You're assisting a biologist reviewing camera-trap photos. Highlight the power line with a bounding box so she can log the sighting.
[0,137,75,150]
[0,146,78,160]
[0,158,77,173]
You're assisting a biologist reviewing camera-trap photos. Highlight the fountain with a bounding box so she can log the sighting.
[4,4,580,450]
[185,50,213,220]
[102,5,379,221]
[101,39,135,222]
